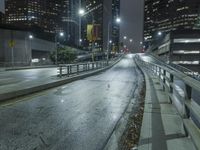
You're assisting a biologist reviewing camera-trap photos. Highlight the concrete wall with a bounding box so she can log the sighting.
[0,28,55,66]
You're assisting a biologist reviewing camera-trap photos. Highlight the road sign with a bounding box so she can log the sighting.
[8,40,16,48]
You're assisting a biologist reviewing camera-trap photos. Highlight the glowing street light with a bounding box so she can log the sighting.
[79,9,85,16]
[29,35,33,39]
[59,32,64,37]
[130,39,133,43]
[158,31,162,36]
[123,36,127,40]
[116,17,121,23]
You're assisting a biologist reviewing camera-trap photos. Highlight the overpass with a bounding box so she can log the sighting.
[0,54,199,150]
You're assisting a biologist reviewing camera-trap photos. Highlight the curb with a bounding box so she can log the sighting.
[0,58,121,102]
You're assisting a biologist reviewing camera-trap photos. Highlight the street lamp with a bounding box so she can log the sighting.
[78,8,95,61]
[158,31,162,36]
[79,9,85,16]
[78,8,85,46]
[59,32,64,37]
[116,17,121,23]
[130,39,133,43]
[107,17,121,64]
[29,35,33,39]
[29,34,34,65]
[55,32,64,65]
[123,36,127,40]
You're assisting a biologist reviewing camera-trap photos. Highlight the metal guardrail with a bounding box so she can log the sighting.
[57,54,124,78]
[148,54,200,81]
[168,62,200,80]
[135,55,200,150]
[57,61,108,78]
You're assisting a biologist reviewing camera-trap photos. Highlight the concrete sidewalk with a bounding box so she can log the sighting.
[138,66,197,150]
[0,65,56,71]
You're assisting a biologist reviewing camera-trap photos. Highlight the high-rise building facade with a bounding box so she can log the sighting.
[0,0,79,45]
[144,0,200,42]
[80,0,120,52]
[111,0,120,52]
[80,0,103,51]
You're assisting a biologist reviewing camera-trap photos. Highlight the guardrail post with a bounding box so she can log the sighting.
[155,66,157,75]
[169,73,174,103]
[184,84,192,118]
[59,66,62,78]
[96,62,98,69]
[157,66,159,77]
[70,65,72,74]
[92,63,94,70]
[151,64,154,74]
[83,64,86,71]
[158,67,161,79]
[163,70,166,91]
[67,66,70,76]
[77,64,79,74]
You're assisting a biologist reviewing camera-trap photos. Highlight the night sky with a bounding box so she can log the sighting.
[120,0,144,53]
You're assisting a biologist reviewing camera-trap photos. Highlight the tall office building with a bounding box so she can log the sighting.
[144,0,200,42]
[0,0,79,45]
[80,0,120,52]
[111,0,120,52]
[80,0,103,51]
[61,0,79,45]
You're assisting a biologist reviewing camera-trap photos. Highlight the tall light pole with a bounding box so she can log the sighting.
[55,32,64,65]
[78,8,85,46]
[107,17,121,63]
[29,34,33,66]
[78,8,95,61]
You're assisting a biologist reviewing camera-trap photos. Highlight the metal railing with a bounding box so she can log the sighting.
[148,54,200,81]
[135,55,200,150]
[57,61,108,78]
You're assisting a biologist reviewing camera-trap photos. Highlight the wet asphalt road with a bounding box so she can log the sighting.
[0,54,142,150]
